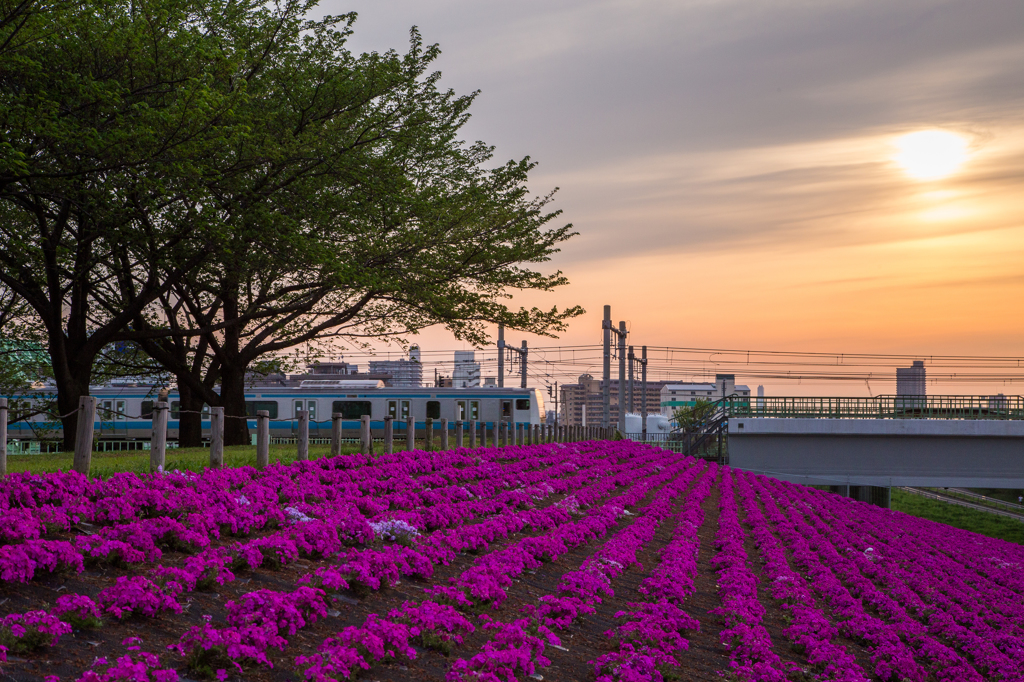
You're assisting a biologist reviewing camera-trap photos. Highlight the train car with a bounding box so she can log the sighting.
[4,380,546,446]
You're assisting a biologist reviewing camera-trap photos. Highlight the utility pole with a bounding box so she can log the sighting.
[627,346,635,414]
[521,340,528,389]
[504,336,528,389]
[617,320,627,434]
[641,346,648,440]
[601,305,628,432]
[548,381,560,427]
[497,323,505,388]
[602,305,611,428]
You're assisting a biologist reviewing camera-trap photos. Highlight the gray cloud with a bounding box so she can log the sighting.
[321,0,1024,263]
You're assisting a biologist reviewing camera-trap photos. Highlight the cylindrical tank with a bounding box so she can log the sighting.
[623,413,670,433]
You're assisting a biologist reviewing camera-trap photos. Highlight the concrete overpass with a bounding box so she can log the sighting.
[728,417,1024,488]
[720,395,1024,506]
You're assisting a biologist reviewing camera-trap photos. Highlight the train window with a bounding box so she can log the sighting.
[170,401,180,419]
[116,400,126,420]
[307,400,316,421]
[456,400,466,420]
[469,400,479,421]
[501,400,512,419]
[141,401,153,418]
[516,399,530,411]
[426,401,440,419]
[333,401,371,419]
[245,401,279,419]
[101,400,114,420]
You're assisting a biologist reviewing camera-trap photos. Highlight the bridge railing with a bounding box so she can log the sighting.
[727,394,1024,420]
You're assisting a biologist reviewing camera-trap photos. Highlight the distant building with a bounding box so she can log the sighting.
[368,345,423,387]
[660,374,750,418]
[305,360,392,384]
[308,361,358,375]
[896,361,926,396]
[559,374,671,427]
[452,351,481,388]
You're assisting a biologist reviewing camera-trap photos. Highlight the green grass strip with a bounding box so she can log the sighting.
[892,489,1024,546]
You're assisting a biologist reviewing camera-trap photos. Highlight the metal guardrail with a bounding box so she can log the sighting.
[933,488,1024,512]
[727,395,1024,420]
[898,487,1024,521]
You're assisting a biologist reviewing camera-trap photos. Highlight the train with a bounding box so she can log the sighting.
[4,380,546,448]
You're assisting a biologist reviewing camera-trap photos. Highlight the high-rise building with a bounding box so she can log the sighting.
[896,361,926,396]
[452,351,481,388]
[368,345,423,387]
[559,374,671,426]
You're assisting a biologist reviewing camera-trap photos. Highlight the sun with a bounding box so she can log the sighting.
[893,130,969,181]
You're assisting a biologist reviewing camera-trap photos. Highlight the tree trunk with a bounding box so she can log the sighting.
[55,374,88,453]
[177,381,204,448]
[220,364,250,446]
[50,344,92,453]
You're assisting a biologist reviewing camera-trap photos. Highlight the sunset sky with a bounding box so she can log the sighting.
[322,0,1024,396]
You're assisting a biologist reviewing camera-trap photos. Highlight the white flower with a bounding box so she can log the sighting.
[285,506,313,523]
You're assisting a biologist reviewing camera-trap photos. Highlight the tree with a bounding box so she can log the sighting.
[0,0,286,449]
[672,399,717,433]
[1,0,582,449]
[130,25,581,445]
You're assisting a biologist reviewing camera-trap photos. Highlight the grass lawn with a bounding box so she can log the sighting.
[3,443,367,478]
[891,489,1024,546]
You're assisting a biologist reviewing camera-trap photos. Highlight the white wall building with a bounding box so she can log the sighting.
[452,350,481,388]
[660,374,750,417]
[368,345,423,387]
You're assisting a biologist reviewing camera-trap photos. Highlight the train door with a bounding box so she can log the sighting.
[513,396,531,428]
[455,400,479,422]
[293,399,316,418]
[293,399,317,434]
[387,400,410,422]
[500,400,512,423]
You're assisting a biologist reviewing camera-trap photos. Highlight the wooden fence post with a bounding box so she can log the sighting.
[332,412,343,457]
[0,398,7,476]
[256,410,270,468]
[147,400,165,474]
[440,418,449,450]
[407,414,416,451]
[360,414,372,454]
[425,417,433,451]
[209,406,224,469]
[297,409,309,461]
[469,420,477,448]
[455,420,464,448]
[384,416,394,454]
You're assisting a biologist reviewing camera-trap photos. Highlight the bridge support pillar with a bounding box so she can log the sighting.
[830,484,890,508]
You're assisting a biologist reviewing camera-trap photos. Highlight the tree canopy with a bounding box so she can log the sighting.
[0,0,582,447]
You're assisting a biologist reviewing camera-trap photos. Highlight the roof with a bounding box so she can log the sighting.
[663,383,751,392]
